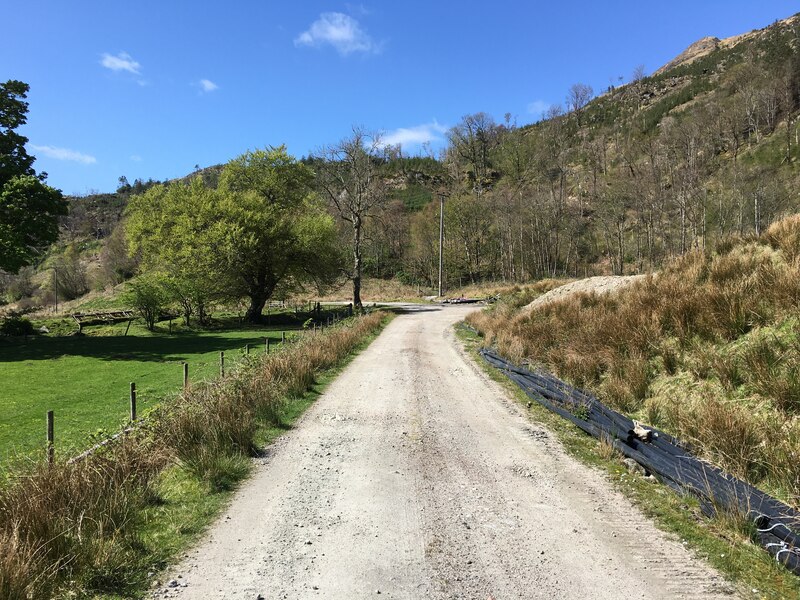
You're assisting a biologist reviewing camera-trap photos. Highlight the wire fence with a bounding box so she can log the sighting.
[42,305,356,465]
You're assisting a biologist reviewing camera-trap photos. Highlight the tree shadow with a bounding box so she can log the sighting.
[0,329,297,363]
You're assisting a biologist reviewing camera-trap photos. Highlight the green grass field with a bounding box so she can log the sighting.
[0,319,307,462]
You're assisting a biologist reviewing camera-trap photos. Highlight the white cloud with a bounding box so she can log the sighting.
[198,79,219,93]
[383,121,447,148]
[100,51,141,74]
[31,145,96,165]
[130,154,142,162]
[294,12,378,56]
[527,100,550,117]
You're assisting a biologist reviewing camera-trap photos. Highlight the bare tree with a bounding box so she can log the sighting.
[446,112,499,196]
[566,83,594,126]
[314,127,387,307]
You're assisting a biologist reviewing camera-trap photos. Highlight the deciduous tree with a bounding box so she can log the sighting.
[0,81,65,272]
[313,129,387,307]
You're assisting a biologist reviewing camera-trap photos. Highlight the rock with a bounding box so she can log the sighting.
[168,579,179,588]
[38,325,49,333]
[622,458,647,477]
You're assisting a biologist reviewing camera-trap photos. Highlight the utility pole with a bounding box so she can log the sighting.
[438,192,445,298]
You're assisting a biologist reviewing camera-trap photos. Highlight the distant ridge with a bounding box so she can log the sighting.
[655,14,800,75]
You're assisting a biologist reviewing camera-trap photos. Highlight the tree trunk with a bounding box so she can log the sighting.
[245,291,268,324]
[245,271,276,323]
[353,219,363,308]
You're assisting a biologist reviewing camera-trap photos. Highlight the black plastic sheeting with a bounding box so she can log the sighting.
[480,348,800,576]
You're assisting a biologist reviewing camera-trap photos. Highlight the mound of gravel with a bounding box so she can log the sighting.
[521,275,646,314]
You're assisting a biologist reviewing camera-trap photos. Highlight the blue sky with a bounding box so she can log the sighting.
[4,1,799,195]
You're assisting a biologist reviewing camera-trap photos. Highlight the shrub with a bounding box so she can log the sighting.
[123,274,169,331]
[0,317,34,336]
[763,213,800,262]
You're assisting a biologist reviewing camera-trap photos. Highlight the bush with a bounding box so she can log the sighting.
[0,317,34,336]
[5,266,37,302]
[123,274,169,331]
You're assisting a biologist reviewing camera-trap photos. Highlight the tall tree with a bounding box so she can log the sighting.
[0,80,36,186]
[0,80,65,272]
[314,128,387,307]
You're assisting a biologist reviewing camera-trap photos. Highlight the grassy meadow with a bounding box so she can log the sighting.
[0,313,324,462]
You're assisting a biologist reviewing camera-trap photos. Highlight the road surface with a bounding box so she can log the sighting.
[158,305,734,599]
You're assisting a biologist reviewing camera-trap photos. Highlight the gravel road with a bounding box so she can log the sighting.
[159,305,735,600]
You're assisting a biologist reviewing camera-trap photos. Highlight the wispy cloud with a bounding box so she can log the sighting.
[345,3,371,16]
[527,100,549,118]
[294,12,379,56]
[31,145,96,165]
[198,79,219,93]
[383,121,447,148]
[100,51,141,74]
[130,154,142,162]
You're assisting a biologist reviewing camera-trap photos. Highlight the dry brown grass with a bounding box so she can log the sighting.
[448,278,569,301]
[0,312,386,599]
[468,214,800,506]
[295,277,430,302]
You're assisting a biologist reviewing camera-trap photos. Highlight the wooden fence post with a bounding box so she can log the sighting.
[47,410,54,465]
[245,343,250,355]
[265,337,270,354]
[130,382,137,422]
[183,362,189,389]
[282,331,286,343]
[220,351,225,377]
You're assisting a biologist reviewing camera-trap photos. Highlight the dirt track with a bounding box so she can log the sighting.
[159,305,734,599]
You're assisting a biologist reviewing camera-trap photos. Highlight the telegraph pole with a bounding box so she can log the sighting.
[438,192,445,298]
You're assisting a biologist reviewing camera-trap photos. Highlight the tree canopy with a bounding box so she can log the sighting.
[127,146,342,322]
[0,80,65,273]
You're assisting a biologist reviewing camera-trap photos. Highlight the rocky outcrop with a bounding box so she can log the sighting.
[654,36,720,75]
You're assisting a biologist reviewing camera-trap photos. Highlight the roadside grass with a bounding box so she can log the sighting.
[466,217,800,507]
[0,321,301,461]
[0,311,391,599]
[456,324,800,599]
